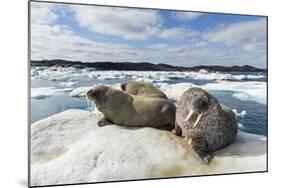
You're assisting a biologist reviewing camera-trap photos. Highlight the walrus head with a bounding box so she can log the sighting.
[86,85,110,112]
[184,87,212,128]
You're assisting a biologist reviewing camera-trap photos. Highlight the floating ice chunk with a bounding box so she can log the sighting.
[135,77,154,83]
[69,86,93,97]
[30,109,266,186]
[184,71,265,81]
[96,71,127,80]
[199,69,208,74]
[60,81,78,87]
[31,69,39,76]
[203,81,266,105]
[157,82,195,101]
[31,87,73,100]
[157,81,266,104]
[238,123,244,128]
[31,67,266,82]
[232,109,247,118]
[232,93,250,101]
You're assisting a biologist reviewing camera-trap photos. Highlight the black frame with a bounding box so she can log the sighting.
[28,0,269,187]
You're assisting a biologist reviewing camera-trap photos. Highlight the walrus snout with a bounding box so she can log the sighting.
[191,95,209,113]
[86,85,109,101]
[86,89,100,101]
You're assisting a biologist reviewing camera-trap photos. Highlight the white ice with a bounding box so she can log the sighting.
[203,81,266,105]
[232,109,247,118]
[30,109,267,186]
[32,67,265,82]
[60,81,78,87]
[238,123,244,128]
[69,86,93,97]
[31,68,39,76]
[157,81,266,105]
[232,93,250,101]
[31,87,73,99]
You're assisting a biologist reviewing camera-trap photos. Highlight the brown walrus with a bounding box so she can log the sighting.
[173,87,238,164]
[121,81,168,99]
[86,85,176,129]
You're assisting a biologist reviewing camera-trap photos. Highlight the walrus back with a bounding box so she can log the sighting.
[130,96,176,127]
[122,81,168,99]
[203,104,238,151]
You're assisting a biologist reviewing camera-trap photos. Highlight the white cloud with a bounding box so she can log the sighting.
[72,5,162,40]
[158,27,199,40]
[31,21,266,67]
[147,44,170,50]
[174,12,203,21]
[30,2,57,25]
[195,41,208,47]
[30,3,266,68]
[31,23,138,62]
[203,19,267,52]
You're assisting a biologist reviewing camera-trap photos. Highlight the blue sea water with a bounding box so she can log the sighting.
[30,72,267,136]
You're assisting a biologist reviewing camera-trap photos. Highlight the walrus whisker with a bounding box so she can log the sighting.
[193,113,203,128]
[185,110,194,121]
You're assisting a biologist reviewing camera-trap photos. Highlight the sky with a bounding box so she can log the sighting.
[30,2,267,68]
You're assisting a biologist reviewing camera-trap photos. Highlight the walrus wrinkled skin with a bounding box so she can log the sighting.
[121,81,168,99]
[174,87,238,165]
[86,85,176,129]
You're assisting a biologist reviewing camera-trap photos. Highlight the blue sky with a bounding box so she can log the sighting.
[30,2,267,68]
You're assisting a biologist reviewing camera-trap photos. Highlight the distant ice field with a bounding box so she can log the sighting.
[30,67,267,136]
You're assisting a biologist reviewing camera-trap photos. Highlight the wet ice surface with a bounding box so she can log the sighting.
[30,67,267,136]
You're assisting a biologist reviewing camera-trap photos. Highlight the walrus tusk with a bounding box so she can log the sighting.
[185,110,194,121]
[86,97,94,112]
[193,113,203,128]
[91,101,95,111]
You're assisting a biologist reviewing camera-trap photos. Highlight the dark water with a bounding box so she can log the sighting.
[30,74,267,136]
[210,90,267,136]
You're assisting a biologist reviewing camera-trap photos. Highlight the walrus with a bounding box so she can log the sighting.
[173,87,238,165]
[121,81,168,99]
[86,85,176,129]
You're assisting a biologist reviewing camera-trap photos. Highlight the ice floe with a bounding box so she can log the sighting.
[30,109,267,186]
[232,93,250,101]
[31,68,39,76]
[203,81,266,105]
[157,81,266,105]
[232,109,247,118]
[69,86,93,97]
[59,81,78,87]
[31,66,266,82]
[31,87,73,99]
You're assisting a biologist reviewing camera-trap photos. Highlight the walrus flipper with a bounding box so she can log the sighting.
[172,121,182,136]
[97,117,113,127]
[188,129,212,164]
[192,149,213,165]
